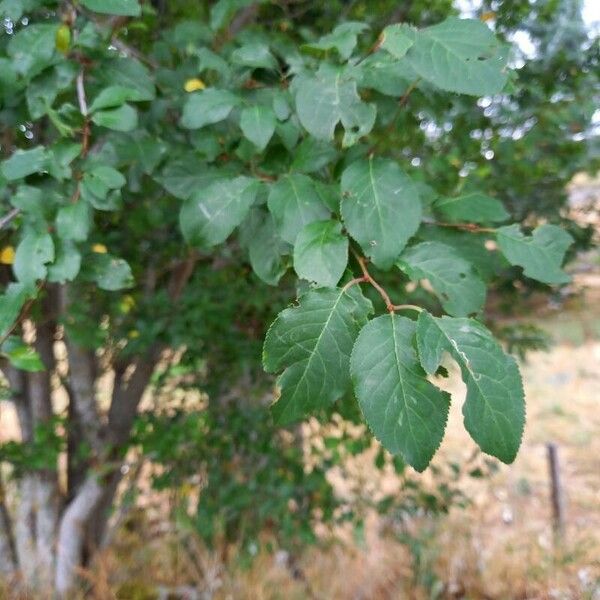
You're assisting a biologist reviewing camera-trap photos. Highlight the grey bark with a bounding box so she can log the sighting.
[55,349,160,596]
[58,285,104,455]
[0,471,17,576]
[55,475,104,597]
[25,316,59,588]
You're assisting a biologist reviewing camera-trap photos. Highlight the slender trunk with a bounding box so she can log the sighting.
[2,363,33,582]
[14,476,36,584]
[55,350,160,595]
[25,317,59,588]
[0,471,17,576]
[55,475,104,596]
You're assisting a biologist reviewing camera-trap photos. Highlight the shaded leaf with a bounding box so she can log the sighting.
[180,177,259,247]
[293,220,348,287]
[240,105,276,151]
[181,89,240,129]
[397,241,486,316]
[433,192,509,224]
[496,224,573,285]
[267,174,329,244]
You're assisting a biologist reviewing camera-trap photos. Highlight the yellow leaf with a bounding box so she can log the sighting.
[120,294,136,313]
[481,11,496,22]
[184,78,206,93]
[0,246,15,265]
[128,330,140,339]
[92,243,108,254]
[55,24,71,54]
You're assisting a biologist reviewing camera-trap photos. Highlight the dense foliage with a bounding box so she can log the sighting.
[0,0,596,595]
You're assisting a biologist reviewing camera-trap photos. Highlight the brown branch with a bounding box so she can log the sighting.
[429,221,496,234]
[167,252,199,302]
[341,276,367,292]
[352,250,395,313]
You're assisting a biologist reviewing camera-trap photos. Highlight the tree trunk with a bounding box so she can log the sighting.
[55,475,104,596]
[0,472,17,577]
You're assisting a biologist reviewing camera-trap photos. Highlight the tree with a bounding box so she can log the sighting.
[0,0,584,595]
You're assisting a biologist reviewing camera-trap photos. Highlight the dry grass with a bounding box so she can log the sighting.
[75,302,599,600]
[3,291,600,600]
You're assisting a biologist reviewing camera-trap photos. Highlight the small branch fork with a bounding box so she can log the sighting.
[344,250,422,314]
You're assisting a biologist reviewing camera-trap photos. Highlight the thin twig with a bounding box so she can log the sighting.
[111,39,158,68]
[76,70,90,157]
[0,207,20,230]
[76,70,88,117]
[391,304,423,313]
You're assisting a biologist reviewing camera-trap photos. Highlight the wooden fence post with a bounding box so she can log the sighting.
[546,442,565,538]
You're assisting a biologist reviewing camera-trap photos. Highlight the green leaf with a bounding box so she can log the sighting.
[180,177,258,247]
[90,254,134,291]
[13,231,54,285]
[416,311,525,464]
[263,286,372,424]
[293,220,348,287]
[240,209,288,286]
[80,0,141,17]
[111,132,166,174]
[11,185,44,213]
[239,105,276,151]
[89,85,147,112]
[304,22,368,60]
[291,138,337,173]
[181,90,240,129]
[380,24,415,59]
[397,241,486,317]
[341,157,421,269]
[496,224,573,285]
[433,192,509,224]
[350,314,449,472]
[91,104,138,132]
[7,23,58,78]
[47,240,81,283]
[405,18,508,96]
[155,157,225,200]
[1,337,43,373]
[1,337,44,372]
[56,201,91,242]
[1,147,48,181]
[88,165,126,189]
[295,66,375,143]
[0,283,31,339]
[231,43,278,70]
[267,174,330,244]
[418,227,503,281]
[0,0,35,21]
[98,58,155,102]
[358,54,414,96]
